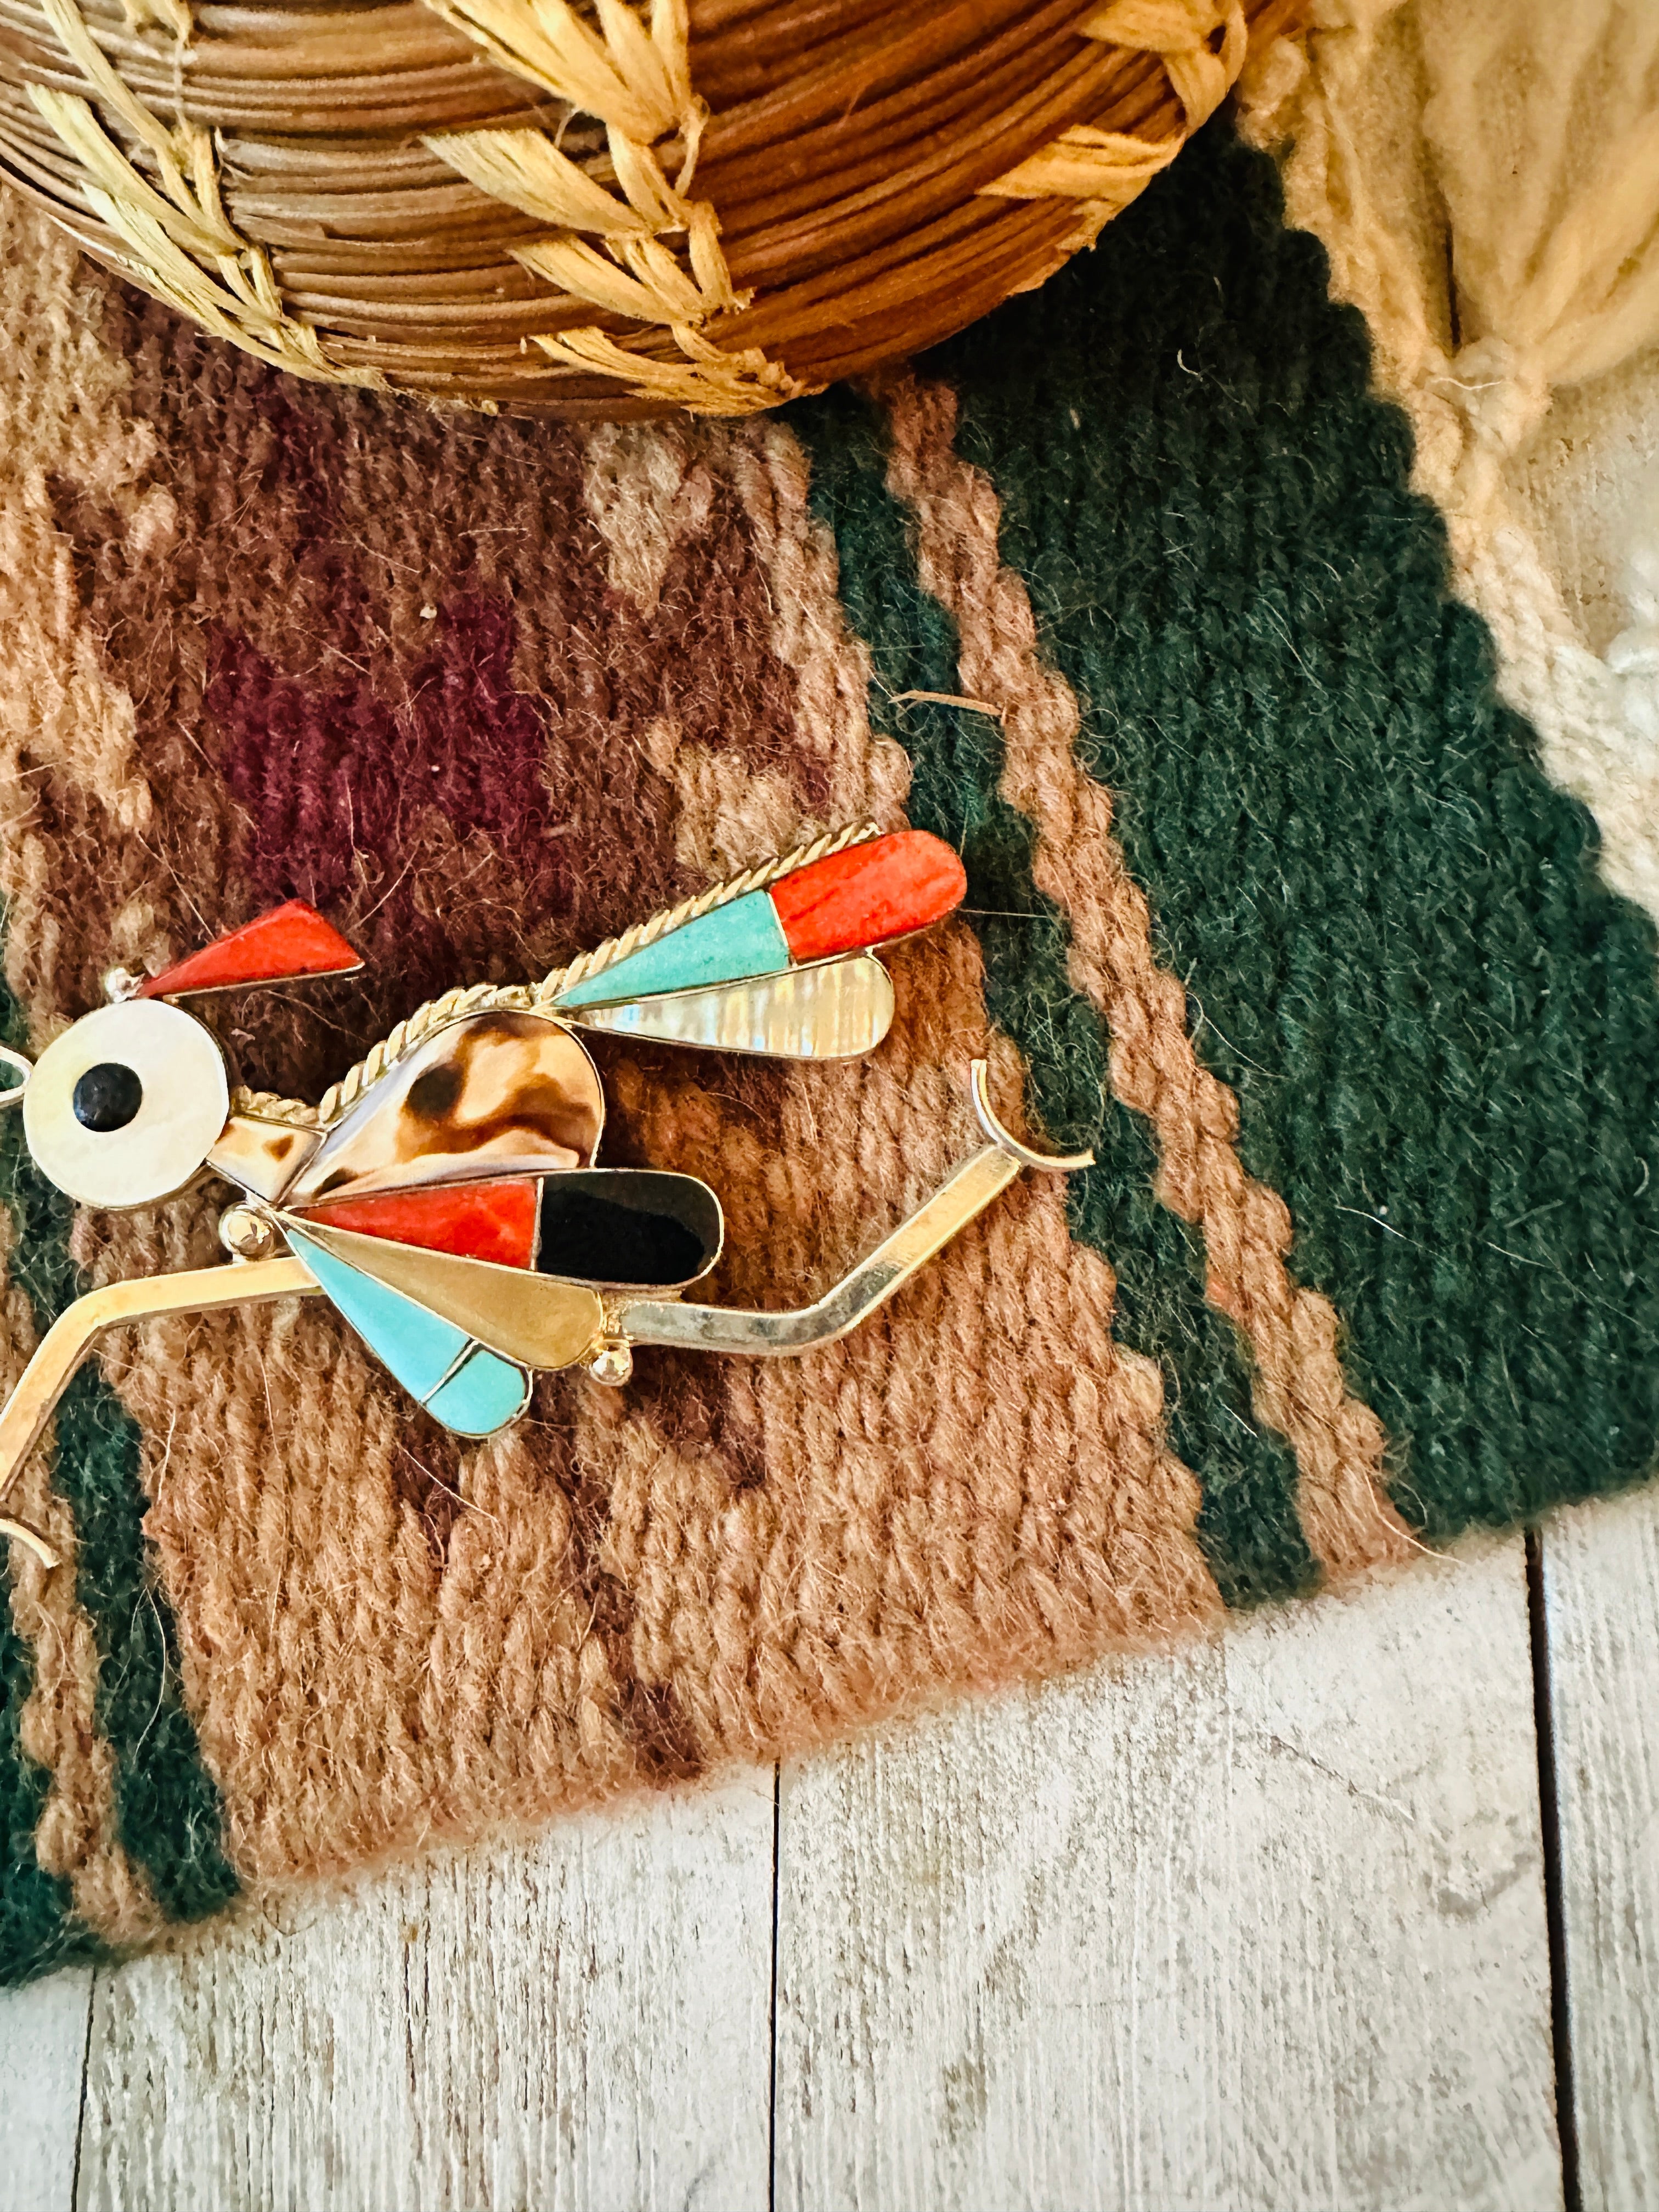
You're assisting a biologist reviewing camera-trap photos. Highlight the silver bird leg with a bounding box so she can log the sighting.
[616,1060,1092,1358]
[0,1257,319,1568]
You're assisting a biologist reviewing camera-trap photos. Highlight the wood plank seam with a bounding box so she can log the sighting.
[769,1760,782,2212]
[69,1967,93,2212]
[1526,1526,1585,2212]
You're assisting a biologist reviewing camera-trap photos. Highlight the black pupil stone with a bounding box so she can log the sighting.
[72,1061,144,1133]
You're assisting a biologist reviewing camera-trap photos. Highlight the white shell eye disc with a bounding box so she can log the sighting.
[23,1000,229,1209]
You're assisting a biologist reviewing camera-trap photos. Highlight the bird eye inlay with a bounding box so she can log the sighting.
[72,1060,144,1133]
[22,998,229,1209]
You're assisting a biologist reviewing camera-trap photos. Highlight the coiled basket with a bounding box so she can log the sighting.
[0,0,1290,418]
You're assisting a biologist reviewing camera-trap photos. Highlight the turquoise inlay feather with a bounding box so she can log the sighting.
[425,1348,532,1435]
[555,890,791,1007]
[287,1229,472,1400]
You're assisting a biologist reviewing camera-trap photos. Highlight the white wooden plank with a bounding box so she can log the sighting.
[74,1772,774,2212]
[1504,296,1659,2212]
[0,1966,91,2212]
[775,1539,1562,2212]
[1541,1489,1659,2212]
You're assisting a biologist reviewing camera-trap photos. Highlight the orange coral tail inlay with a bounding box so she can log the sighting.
[771,830,966,962]
[294,1179,539,1267]
[141,900,363,998]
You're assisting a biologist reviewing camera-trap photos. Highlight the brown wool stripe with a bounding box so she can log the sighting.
[876,368,1416,1584]
[578,413,1226,1709]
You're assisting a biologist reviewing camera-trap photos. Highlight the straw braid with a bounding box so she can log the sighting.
[425,0,806,415]
[26,0,382,388]
[229,820,878,1130]
[983,0,1249,247]
[527,325,809,419]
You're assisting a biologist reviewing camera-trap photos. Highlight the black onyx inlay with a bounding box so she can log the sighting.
[537,1170,721,1288]
[72,1060,144,1133]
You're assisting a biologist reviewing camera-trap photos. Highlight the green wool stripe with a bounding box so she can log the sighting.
[0,1544,103,1983]
[0,965,239,1948]
[789,383,1318,1607]
[0,978,105,1982]
[934,121,1659,1542]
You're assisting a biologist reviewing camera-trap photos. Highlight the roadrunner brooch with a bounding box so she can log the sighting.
[0,827,1090,1567]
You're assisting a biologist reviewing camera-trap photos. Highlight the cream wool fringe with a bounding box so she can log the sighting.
[1242,0,1659,929]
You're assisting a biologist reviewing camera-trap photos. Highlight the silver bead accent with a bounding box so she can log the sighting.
[588,1341,634,1387]
[219,1205,276,1261]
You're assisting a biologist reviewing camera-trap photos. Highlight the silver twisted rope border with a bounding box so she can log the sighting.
[229,821,881,1130]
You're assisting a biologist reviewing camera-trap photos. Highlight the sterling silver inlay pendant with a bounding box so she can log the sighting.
[0,826,1090,1568]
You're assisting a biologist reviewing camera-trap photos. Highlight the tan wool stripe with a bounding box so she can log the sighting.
[713,415,918,836]
[878,367,1416,1583]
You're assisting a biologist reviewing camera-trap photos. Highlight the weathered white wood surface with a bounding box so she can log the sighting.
[62,1770,774,2212]
[0,1965,89,2212]
[1513,325,1659,2212]
[2,1538,1571,2212]
[775,1539,1563,2212]
[1543,1492,1659,2212]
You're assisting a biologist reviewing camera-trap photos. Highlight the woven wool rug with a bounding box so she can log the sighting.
[4,114,1658,1984]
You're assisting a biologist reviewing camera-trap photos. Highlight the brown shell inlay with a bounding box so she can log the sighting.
[291,1012,605,1203]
